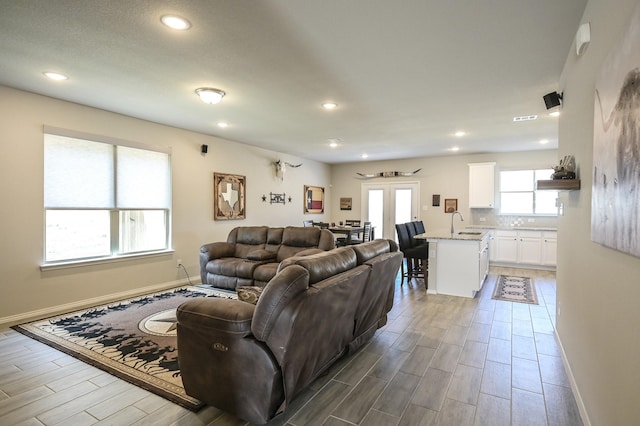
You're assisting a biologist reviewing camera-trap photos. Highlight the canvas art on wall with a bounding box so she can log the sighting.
[592,2,640,257]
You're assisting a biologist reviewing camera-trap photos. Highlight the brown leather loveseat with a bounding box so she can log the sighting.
[177,239,403,424]
[199,226,335,289]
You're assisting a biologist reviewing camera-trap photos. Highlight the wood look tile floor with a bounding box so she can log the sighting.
[0,267,582,425]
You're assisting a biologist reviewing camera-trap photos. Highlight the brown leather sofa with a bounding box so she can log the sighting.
[199,226,335,289]
[178,239,402,424]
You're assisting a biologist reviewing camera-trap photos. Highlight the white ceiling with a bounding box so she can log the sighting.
[0,0,587,164]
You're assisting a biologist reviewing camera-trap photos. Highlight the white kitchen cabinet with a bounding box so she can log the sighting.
[468,162,496,208]
[541,231,557,266]
[493,230,518,263]
[491,229,556,269]
[517,231,543,264]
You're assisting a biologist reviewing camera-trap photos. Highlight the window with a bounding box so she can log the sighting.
[499,169,557,215]
[44,127,171,263]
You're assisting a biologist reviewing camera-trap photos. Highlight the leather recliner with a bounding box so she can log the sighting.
[177,239,402,424]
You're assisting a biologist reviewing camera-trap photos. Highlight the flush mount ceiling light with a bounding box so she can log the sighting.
[161,15,191,30]
[322,102,338,110]
[43,71,68,81]
[195,88,225,104]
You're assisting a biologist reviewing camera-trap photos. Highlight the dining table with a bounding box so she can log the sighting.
[328,225,365,244]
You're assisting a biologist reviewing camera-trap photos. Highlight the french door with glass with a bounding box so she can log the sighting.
[360,182,420,240]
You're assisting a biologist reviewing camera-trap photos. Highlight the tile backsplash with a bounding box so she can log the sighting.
[470,209,558,228]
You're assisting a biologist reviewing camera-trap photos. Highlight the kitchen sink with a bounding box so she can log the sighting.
[457,231,482,235]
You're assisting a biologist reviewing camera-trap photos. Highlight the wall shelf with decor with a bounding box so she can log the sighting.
[536,179,581,191]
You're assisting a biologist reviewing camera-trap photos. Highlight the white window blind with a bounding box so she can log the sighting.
[43,127,171,263]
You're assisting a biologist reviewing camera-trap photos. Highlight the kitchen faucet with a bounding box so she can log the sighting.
[450,211,464,234]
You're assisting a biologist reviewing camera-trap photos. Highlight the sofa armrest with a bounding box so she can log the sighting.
[252,265,310,342]
[200,242,237,283]
[177,298,255,337]
[200,242,236,260]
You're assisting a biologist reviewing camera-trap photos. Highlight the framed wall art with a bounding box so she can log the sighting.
[304,185,324,214]
[592,2,640,258]
[444,198,458,213]
[340,197,352,211]
[214,172,246,220]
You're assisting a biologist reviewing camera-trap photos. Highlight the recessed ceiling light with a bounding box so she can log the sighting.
[361,153,369,159]
[195,88,225,104]
[161,15,191,30]
[217,122,228,128]
[450,146,460,152]
[454,131,466,137]
[322,102,338,110]
[549,110,560,117]
[328,138,341,148]
[43,72,68,81]
[540,139,549,145]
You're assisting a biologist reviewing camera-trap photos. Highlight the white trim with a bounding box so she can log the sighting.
[40,249,175,271]
[1,277,198,329]
[554,328,591,426]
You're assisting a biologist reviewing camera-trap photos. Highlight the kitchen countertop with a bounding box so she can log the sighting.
[466,225,557,231]
[414,229,489,241]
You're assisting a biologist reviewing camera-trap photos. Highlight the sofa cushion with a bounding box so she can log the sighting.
[207,258,264,279]
[246,249,277,261]
[279,247,357,285]
[253,263,279,284]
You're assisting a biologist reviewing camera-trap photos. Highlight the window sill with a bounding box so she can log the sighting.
[40,249,175,271]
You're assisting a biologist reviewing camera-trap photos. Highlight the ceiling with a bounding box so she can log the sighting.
[0,0,587,164]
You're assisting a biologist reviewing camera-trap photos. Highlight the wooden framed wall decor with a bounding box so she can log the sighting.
[340,197,352,210]
[214,172,246,220]
[444,198,458,213]
[304,185,324,214]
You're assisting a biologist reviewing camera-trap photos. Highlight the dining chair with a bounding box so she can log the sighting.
[395,222,428,286]
[348,221,372,245]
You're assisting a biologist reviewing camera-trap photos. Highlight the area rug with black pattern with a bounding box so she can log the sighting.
[12,286,236,410]
[492,275,538,304]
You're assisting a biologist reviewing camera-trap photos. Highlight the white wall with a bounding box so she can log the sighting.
[0,86,331,324]
[330,150,559,234]
[556,0,640,424]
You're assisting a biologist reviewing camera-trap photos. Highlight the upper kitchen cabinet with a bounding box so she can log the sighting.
[468,162,495,208]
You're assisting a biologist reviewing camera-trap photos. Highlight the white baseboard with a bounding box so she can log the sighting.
[554,329,591,426]
[1,278,198,329]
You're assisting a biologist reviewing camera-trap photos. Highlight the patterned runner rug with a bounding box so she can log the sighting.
[12,286,236,410]
[492,275,538,304]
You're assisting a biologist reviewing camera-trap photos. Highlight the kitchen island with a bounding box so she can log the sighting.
[414,229,490,298]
